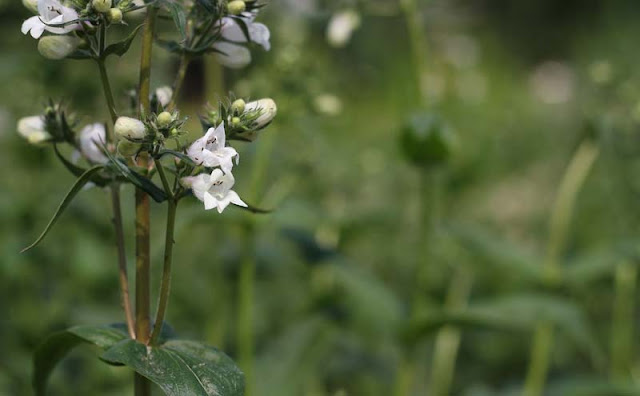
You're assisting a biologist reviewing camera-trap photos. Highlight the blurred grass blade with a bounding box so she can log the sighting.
[22,165,105,253]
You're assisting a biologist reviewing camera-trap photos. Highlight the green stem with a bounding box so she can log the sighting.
[610,260,637,381]
[400,0,428,106]
[149,161,177,345]
[237,247,255,396]
[522,140,600,396]
[168,54,191,111]
[134,6,157,396]
[97,23,117,127]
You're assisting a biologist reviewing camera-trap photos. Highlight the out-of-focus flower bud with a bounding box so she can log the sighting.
[22,0,38,13]
[157,111,173,127]
[327,9,361,48]
[108,8,123,23]
[400,113,455,168]
[18,116,51,144]
[115,116,146,140]
[231,99,246,115]
[227,0,246,15]
[37,36,82,60]
[117,140,142,157]
[245,98,277,130]
[92,0,112,13]
[231,117,241,128]
[155,86,173,108]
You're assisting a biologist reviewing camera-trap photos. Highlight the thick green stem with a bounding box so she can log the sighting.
[134,6,157,396]
[610,260,636,381]
[237,248,255,396]
[522,140,600,396]
[150,162,177,345]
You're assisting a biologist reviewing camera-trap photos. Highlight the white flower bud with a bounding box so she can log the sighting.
[115,116,146,140]
[22,0,38,13]
[231,99,246,115]
[227,0,246,15]
[245,98,277,130]
[37,36,82,60]
[155,86,173,108]
[17,116,51,144]
[157,111,173,127]
[108,8,123,23]
[92,0,112,13]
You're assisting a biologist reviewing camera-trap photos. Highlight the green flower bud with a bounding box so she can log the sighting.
[231,99,246,115]
[227,0,246,15]
[400,113,455,168]
[22,0,38,13]
[231,117,242,128]
[114,116,146,140]
[170,128,179,136]
[117,140,142,157]
[157,111,173,127]
[37,36,82,60]
[92,0,112,13]
[108,8,123,23]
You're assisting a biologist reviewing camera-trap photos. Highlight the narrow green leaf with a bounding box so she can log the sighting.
[233,202,273,214]
[101,339,244,396]
[53,144,88,178]
[166,1,187,41]
[105,156,167,203]
[22,166,105,253]
[157,149,196,165]
[33,325,128,396]
[103,24,144,58]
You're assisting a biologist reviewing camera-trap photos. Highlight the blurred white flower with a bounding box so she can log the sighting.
[37,35,81,60]
[78,123,108,164]
[213,14,270,68]
[214,41,252,69]
[313,94,342,116]
[155,86,173,108]
[182,169,247,213]
[530,61,574,104]
[187,123,238,174]
[326,9,360,48]
[17,115,50,144]
[22,0,79,39]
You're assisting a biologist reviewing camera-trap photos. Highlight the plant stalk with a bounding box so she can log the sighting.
[168,54,191,111]
[610,260,636,381]
[134,6,158,396]
[400,0,428,106]
[522,140,600,396]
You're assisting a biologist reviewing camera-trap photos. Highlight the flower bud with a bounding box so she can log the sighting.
[400,113,455,168]
[231,117,241,128]
[17,116,51,144]
[114,116,146,140]
[22,0,38,13]
[227,0,246,15]
[231,99,246,115]
[37,36,82,60]
[117,140,142,157]
[108,8,123,23]
[157,111,173,127]
[245,98,277,130]
[92,0,112,13]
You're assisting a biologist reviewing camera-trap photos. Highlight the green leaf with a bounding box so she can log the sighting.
[22,166,105,253]
[166,1,187,41]
[101,339,244,396]
[233,201,273,214]
[103,24,144,58]
[105,155,167,203]
[157,149,196,165]
[33,325,129,396]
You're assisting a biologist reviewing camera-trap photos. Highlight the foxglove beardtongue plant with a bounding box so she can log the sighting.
[17,0,277,395]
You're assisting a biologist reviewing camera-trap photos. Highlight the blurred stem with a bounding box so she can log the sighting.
[150,161,177,346]
[610,260,637,381]
[522,140,600,396]
[134,6,157,396]
[392,357,415,396]
[400,0,428,106]
[168,54,191,111]
[429,269,473,396]
[97,60,118,126]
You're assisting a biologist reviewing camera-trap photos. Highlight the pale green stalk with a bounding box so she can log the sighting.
[610,260,636,380]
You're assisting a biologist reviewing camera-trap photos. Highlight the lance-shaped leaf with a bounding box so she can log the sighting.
[165,1,187,41]
[157,149,196,166]
[22,165,105,253]
[101,339,244,396]
[103,150,167,202]
[33,325,129,396]
[103,24,144,58]
[233,201,273,214]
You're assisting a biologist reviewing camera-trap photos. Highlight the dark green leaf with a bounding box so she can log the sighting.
[101,339,244,396]
[105,154,167,202]
[157,149,196,165]
[33,325,128,396]
[53,144,88,178]
[103,24,144,58]
[22,166,105,253]
[67,48,94,60]
[166,1,187,41]
[233,201,273,214]
[230,16,251,42]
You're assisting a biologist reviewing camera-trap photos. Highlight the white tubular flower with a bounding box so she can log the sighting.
[182,169,247,213]
[22,0,80,39]
[245,98,277,129]
[155,86,173,108]
[187,123,238,174]
[37,35,81,60]
[219,16,271,51]
[213,41,251,69]
[327,9,361,48]
[22,0,38,13]
[78,123,108,164]
[114,116,146,140]
[17,115,51,144]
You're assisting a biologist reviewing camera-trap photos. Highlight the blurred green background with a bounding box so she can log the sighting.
[3,0,640,395]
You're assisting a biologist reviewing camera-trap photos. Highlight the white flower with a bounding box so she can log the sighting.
[181,169,247,213]
[78,123,108,164]
[114,116,146,140]
[220,16,271,51]
[155,86,173,108]
[22,0,80,39]
[213,41,252,69]
[187,123,238,174]
[327,9,361,48]
[37,35,81,60]
[17,115,51,144]
[245,98,277,129]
